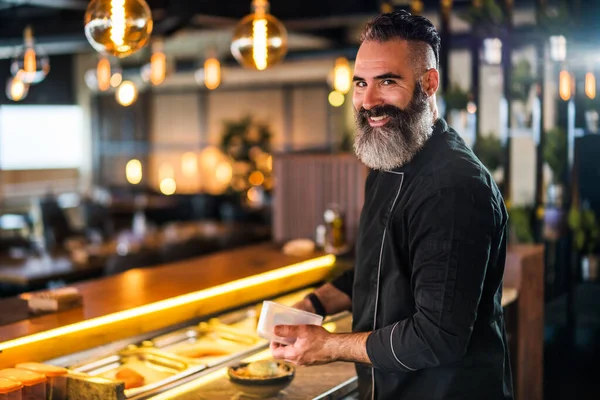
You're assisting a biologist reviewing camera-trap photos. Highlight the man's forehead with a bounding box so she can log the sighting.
[354,40,411,74]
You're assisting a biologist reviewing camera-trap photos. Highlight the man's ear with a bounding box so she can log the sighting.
[422,68,439,96]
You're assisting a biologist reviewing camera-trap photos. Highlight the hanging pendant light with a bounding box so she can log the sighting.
[230,0,287,71]
[83,56,123,92]
[204,55,221,90]
[10,26,50,85]
[116,80,138,106]
[333,57,351,94]
[585,71,596,100]
[149,38,166,85]
[84,0,153,58]
[559,69,572,101]
[5,74,29,102]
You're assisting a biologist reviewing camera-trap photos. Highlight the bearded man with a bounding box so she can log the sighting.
[270,10,514,400]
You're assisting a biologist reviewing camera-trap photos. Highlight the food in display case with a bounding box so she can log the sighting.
[71,345,202,397]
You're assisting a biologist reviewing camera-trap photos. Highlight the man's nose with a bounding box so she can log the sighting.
[361,86,383,110]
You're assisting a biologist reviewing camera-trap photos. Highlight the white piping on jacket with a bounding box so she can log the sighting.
[371,170,405,400]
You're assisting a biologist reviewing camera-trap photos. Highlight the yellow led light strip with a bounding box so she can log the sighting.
[0,255,335,352]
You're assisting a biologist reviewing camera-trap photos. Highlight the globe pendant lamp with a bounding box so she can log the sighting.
[230,0,287,71]
[84,0,153,58]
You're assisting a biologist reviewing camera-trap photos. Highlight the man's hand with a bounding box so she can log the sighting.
[270,324,336,366]
[270,325,372,366]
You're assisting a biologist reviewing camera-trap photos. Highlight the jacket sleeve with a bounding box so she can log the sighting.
[366,184,501,372]
[330,269,354,299]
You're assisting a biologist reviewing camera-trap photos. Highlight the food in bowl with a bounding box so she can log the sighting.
[228,360,295,398]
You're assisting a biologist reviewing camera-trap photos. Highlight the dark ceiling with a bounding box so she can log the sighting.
[0,0,597,58]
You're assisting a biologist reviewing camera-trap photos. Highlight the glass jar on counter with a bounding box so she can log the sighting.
[323,204,349,255]
[16,363,67,400]
[0,369,45,400]
[0,378,22,400]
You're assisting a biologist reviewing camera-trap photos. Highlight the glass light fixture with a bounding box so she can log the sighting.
[585,72,596,100]
[5,75,29,102]
[559,69,572,101]
[10,26,50,85]
[204,57,221,90]
[481,38,502,65]
[84,0,153,58]
[125,159,142,184]
[84,57,123,91]
[549,35,567,62]
[333,57,351,94]
[230,0,287,70]
[115,80,138,106]
[150,38,166,85]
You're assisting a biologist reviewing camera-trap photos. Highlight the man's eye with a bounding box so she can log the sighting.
[382,80,396,85]
[355,81,366,88]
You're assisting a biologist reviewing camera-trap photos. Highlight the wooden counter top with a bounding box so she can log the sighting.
[0,244,336,368]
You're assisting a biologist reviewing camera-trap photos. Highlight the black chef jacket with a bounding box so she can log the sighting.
[332,118,513,400]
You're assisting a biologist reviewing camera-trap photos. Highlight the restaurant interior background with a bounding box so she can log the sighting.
[0,0,599,398]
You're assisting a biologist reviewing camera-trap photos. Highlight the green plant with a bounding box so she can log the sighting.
[543,127,567,184]
[568,206,600,254]
[443,84,470,111]
[511,58,535,103]
[538,2,572,36]
[473,133,503,172]
[220,115,273,194]
[460,0,505,38]
[509,206,534,244]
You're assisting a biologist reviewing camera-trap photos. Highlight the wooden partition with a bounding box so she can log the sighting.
[272,153,369,245]
[503,244,545,400]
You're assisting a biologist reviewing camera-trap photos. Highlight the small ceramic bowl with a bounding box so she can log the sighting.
[227,361,295,398]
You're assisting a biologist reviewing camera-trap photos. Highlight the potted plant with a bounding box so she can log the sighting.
[568,205,600,281]
[508,206,535,244]
[511,58,535,128]
[473,132,503,174]
[543,127,567,203]
[460,0,505,39]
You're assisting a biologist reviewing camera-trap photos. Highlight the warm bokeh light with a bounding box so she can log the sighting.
[559,69,572,101]
[6,76,29,102]
[181,152,198,178]
[333,57,351,94]
[215,161,233,184]
[204,57,221,90]
[84,0,153,58]
[159,177,176,195]
[125,159,142,184]
[150,39,166,86]
[246,186,263,205]
[328,90,345,107]
[110,71,122,87]
[97,57,111,91]
[249,170,265,186]
[585,72,596,100]
[115,80,138,106]
[10,26,50,85]
[158,163,174,180]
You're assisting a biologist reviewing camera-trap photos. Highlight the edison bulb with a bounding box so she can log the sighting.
[84,0,153,58]
[116,80,138,106]
[6,76,29,102]
[230,0,287,70]
[10,26,50,84]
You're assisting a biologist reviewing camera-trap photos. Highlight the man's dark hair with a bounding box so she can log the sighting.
[360,10,440,70]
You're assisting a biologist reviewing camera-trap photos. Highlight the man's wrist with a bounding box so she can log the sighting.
[305,293,327,317]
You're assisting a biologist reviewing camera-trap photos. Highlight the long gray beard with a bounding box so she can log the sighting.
[353,90,434,170]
